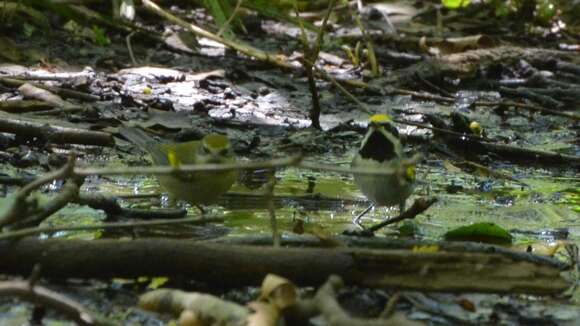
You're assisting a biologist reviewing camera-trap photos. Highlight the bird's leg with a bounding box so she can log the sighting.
[353,204,374,228]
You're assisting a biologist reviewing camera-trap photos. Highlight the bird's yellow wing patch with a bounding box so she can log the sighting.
[167,149,181,168]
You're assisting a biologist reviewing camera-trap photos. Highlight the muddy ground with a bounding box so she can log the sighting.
[0,1,579,325]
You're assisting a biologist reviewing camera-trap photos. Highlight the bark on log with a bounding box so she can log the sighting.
[0,112,113,147]
[0,238,569,294]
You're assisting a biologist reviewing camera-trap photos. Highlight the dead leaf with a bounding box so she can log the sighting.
[18,83,67,107]
[179,310,204,326]
[305,224,343,247]
[259,274,297,310]
[457,298,476,312]
[246,302,279,326]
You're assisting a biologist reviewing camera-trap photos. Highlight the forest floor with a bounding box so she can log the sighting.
[0,1,579,325]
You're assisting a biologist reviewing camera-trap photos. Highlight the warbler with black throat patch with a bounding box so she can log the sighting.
[351,114,415,225]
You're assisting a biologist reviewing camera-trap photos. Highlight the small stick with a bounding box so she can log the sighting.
[366,197,437,233]
[217,0,245,37]
[0,156,76,228]
[0,77,100,102]
[126,31,138,65]
[0,216,222,241]
[141,0,294,70]
[0,280,110,325]
[265,171,279,247]
[75,155,303,176]
[74,156,421,177]
[0,113,114,146]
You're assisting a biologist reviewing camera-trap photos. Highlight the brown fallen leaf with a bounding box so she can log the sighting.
[259,274,297,310]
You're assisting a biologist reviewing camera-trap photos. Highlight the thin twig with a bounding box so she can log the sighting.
[300,155,421,176]
[126,31,137,65]
[73,155,421,177]
[0,155,77,228]
[0,216,222,241]
[217,0,244,37]
[366,197,438,233]
[12,177,82,229]
[264,172,279,247]
[354,11,379,76]
[141,0,294,70]
[0,112,114,146]
[314,66,372,114]
[392,118,487,142]
[0,77,100,102]
[295,0,335,130]
[74,155,303,176]
[0,280,112,326]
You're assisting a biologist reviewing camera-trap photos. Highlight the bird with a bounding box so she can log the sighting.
[450,111,484,137]
[351,114,415,226]
[119,127,237,211]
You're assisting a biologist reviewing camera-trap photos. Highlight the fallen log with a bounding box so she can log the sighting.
[0,112,113,147]
[0,238,569,294]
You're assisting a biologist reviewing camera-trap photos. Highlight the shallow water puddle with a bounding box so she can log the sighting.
[37,152,578,250]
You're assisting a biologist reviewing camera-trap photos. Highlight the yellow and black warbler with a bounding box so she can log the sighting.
[450,111,484,137]
[351,114,415,224]
[119,127,237,209]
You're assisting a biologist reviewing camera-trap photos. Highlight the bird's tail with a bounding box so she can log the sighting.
[118,127,168,164]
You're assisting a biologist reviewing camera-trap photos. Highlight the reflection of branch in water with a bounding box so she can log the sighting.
[0,216,222,241]
[220,192,362,211]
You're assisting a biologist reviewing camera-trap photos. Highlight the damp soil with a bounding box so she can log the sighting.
[0,3,579,325]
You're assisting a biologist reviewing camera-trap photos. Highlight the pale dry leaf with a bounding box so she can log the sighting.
[246,302,279,326]
[259,274,298,310]
[179,310,204,326]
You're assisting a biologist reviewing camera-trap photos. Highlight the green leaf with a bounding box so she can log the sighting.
[202,0,237,39]
[91,25,110,46]
[444,222,513,245]
[442,0,471,9]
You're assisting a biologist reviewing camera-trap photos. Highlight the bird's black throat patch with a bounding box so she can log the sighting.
[359,130,396,163]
